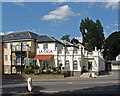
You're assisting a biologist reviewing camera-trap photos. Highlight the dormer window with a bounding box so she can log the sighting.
[10,35,14,38]
[5,43,8,49]
[37,45,39,48]
[43,43,48,49]
[20,33,24,37]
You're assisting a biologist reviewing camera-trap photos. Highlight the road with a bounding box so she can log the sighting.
[1,71,120,95]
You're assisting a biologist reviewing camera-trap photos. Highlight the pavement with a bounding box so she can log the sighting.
[1,71,120,96]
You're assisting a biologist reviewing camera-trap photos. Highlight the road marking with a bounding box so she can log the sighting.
[40,90,59,93]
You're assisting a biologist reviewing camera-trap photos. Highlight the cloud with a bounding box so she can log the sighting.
[0,32,4,35]
[103,31,107,38]
[106,25,110,28]
[104,1,118,10]
[114,23,118,26]
[12,0,25,7]
[7,31,14,34]
[42,5,75,20]
[52,0,67,4]
[13,2,25,6]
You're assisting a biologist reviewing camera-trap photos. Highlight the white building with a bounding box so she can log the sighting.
[33,35,105,77]
[111,54,120,71]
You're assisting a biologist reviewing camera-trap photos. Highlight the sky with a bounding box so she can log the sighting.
[1,1,119,41]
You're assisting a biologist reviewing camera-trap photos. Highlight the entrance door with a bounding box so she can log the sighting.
[88,62,92,71]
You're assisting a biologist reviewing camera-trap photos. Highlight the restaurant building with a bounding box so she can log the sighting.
[34,35,105,76]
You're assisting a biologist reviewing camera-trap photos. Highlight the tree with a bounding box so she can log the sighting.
[71,38,79,45]
[103,31,120,60]
[80,17,105,51]
[61,35,70,42]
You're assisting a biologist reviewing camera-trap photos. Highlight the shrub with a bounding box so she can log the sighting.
[38,67,43,74]
[56,68,61,74]
[52,71,57,74]
[46,68,51,74]
[34,69,39,75]
[23,66,33,74]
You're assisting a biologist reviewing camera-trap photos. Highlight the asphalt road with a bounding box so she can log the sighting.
[1,71,120,95]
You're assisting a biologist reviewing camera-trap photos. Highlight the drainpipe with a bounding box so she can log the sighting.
[11,44,12,74]
[21,43,23,74]
[2,36,4,74]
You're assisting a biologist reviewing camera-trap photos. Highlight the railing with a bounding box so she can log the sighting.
[11,45,31,52]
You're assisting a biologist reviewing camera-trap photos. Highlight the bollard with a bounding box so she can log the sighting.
[27,77,32,92]
[91,72,95,78]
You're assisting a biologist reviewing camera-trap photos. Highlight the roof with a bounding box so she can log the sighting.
[111,61,120,64]
[3,31,39,42]
[37,35,64,45]
[1,31,64,45]
[33,55,54,60]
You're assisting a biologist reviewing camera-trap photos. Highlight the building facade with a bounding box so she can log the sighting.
[1,31,37,74]
[0,31,105,76]
[34,35,105,76]
[111,54,120,71]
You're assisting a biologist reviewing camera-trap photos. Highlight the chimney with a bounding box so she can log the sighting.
[95,47,97,51]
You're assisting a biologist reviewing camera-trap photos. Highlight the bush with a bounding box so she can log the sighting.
[38,67,43,74]
[34,69,39,75]
[46,68,51,74]
[51,71,57,74]
[56,68,61,74]
[23,66,33,74]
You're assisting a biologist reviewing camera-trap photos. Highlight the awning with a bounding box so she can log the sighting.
[33,55,54,60]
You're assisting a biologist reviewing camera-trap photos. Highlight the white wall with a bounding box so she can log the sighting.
[116,55,120,61]
[37,43,55,55]
[111,64,120,70]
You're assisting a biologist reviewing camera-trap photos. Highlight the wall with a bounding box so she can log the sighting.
[111,64,120,70]
[37,43,55,55]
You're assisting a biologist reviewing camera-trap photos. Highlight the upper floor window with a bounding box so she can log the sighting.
[65,60,70,70]
[55,43,57,48]
[5,43,8,49]
[5,55,8,61]
[43,43,48,49]
[10,43,13,49]
[58,50,62,54]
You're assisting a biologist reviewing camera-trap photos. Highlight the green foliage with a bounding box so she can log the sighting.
[51,71,58,74]
[34,69,39,75]
[61,35,70,42]
[103,31,120,60]
[38,67,43,74]
[23,66,33,74]
[56,68,61,74]
[46,68,51,74]
[80,17,105,51]
[71,38,79,45]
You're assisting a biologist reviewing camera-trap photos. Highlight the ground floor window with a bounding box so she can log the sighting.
[65,60,70,71]
[88,62,92,71]
[5,67,8,73]
[73,60,78,70]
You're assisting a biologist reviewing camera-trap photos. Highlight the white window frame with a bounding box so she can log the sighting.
[73,60,78,70]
